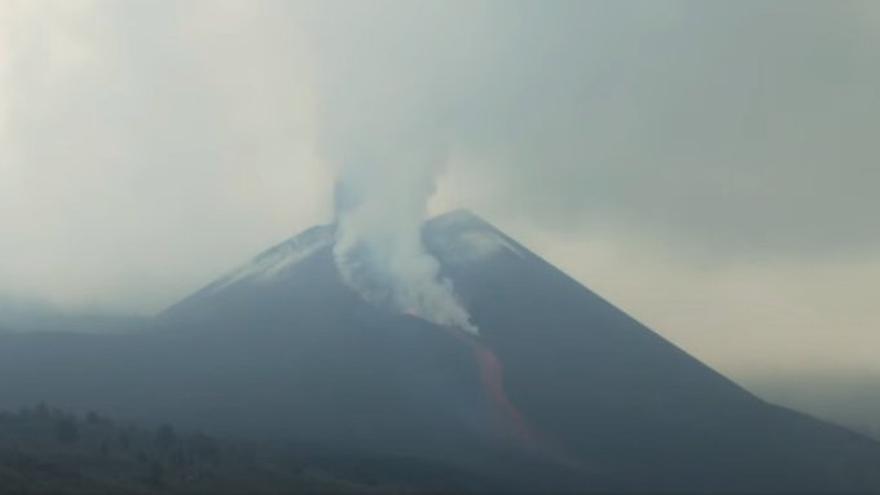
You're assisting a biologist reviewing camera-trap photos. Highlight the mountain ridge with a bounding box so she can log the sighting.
[0,209,878,492]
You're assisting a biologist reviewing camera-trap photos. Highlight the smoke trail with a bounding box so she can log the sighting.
[305,2,486,333]
[332,156,478,334]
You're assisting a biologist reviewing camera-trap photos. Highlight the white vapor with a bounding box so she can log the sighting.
[307,1,485,333]
[332,157,478,334]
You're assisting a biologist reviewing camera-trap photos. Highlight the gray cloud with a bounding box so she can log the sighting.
[1,1,878,373]
[434,1,880,256]
[307,0,880,256]
[0,1,329,310]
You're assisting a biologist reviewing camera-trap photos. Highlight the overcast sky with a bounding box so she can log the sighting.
[1,0,878,377]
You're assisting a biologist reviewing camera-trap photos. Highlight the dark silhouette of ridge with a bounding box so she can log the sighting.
[0,209,878,492]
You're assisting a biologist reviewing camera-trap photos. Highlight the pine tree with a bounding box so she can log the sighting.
[55,418,79,444]
[155,424,177,450]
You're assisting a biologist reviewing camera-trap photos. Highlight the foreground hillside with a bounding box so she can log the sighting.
[0,405,489,494]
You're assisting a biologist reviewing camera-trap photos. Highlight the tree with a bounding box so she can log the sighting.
[118,431,131,450]
[86,411,103,425]
[55,418,79,444]
[147,461,165,488]
[155,424,177,451]
[191,433,221,465]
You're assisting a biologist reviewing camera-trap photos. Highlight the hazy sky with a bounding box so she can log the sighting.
[1,0,878,377]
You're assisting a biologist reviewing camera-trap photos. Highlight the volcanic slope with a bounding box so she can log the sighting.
[1,210,879,492]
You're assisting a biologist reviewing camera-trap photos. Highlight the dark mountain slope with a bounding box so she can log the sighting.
[0,210,877,492]
[426,210,880,492]
[0,295,147,335]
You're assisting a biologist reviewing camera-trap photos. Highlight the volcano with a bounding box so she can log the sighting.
[1,210,879,492]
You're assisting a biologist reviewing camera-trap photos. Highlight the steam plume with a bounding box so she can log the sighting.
[332,160,478,334]
[308,3,482,333]
[322,62,480,333]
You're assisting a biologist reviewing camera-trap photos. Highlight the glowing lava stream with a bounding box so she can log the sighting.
[471,341,534,442]
[444,326,588,470]
[441,327,540,444]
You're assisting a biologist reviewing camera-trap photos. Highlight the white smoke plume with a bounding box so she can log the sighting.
[332,157,478,334]
[308,2,484,333]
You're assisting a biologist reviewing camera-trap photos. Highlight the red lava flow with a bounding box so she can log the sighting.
[449,327,589,471]
[471,343,535,443]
